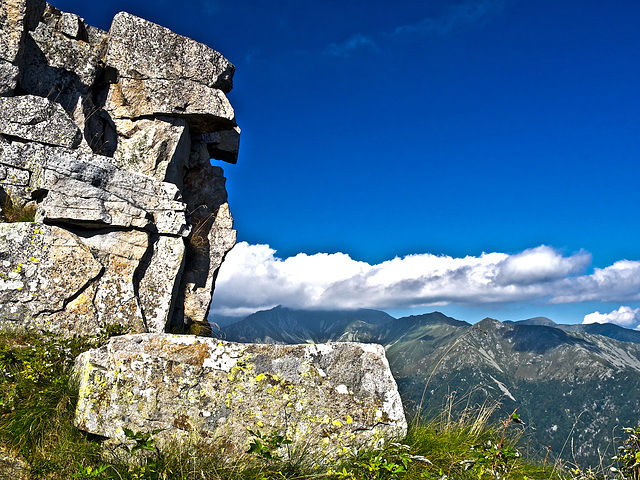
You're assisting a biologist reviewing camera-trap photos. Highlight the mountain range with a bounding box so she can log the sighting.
[213,306,640,466]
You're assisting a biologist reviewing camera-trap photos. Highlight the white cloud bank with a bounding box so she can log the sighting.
[583,306,640,330]
[211,243,640,319]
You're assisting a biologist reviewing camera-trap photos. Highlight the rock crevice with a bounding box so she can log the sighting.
[0,0,239,335]
[0,1,408,466]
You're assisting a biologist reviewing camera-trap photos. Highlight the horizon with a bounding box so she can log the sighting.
[50,0,640,329]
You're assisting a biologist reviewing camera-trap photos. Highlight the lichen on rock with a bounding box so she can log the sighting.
[0,2,239,336]
[73,334,408,467]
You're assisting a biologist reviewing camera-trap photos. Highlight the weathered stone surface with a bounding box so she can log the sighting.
[0,141,189,235]
[195,126,241,164]
[112,117,190,184]
[138,235,186,333]
[72,229,148,333]
[177,203,235,328]
[0,222,102,333]
[0,446,29,480]
[106,12,234,93]
[0,95,82,148]
[0,1,240,338]
[0,0,45,63]
[0,60,19,95]
[74,334,407,466]
[19,4,108,115]
[168,152,235,331]
[103,12,236,133]
[104,77,236,134]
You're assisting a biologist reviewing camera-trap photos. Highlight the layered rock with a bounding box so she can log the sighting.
[74,334,407,465]
[1,3,408,467]
[0,2,239,336]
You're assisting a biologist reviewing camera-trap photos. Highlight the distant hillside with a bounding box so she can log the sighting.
[218,305,394,344]
[557,322,640,344]
[504,316,557,327]
[218,307,640,466]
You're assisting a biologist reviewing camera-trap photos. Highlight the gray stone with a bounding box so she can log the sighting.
[60,11,82,39]
[103,12,236,133]
[0,95,83,148]
[112,117,190,184]
[0,141,189,236]
[0,446,29,480]
[0,222,102,333]
[73,334,407,467]
[195,126,241,164]
[138,235,186,333]
[72,229,149,333]
[19,5,108,115]
[0,0,46,63]
[106,12,234,93]
[0,223,163,336]
[0,60,19,95]
[169,156,235,331]
[104,77,236,134]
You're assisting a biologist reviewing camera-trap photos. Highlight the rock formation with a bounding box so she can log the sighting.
[74,334,407,466]
[0,0,407,466]
[0,0,238,336]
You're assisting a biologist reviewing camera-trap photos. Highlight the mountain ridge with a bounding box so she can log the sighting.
[217,306,640,466]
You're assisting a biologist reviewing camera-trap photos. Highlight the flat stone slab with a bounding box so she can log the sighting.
[73,334,407,466]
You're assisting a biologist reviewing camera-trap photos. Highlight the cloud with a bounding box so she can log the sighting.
[321,0,503,60]
[323,33,377,57]
[393,0,504,38]
[583,306,640,329]
[210,243,640,317]
[497,246,591,285]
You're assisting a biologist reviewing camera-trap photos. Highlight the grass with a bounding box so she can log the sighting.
[0,330,635,480]
[0,196,37,223]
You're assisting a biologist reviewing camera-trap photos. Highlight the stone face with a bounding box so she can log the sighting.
[0,95,82,148]
[104,77,236,133]
[0,1,242,336]
[104,12,236,134]
[0,222,102,333]
[112,117,190,184]
[19,4,108,106]
[106,12,234,93]
[74,334,407,466]
[0,141,189,236]
[169,151,236,331]
[0,60,19,95]
[0,0,46,63]
[73,229,149,333]
[138,235,186,333]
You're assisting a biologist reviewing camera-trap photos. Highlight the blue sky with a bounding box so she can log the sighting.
[52,0,640,326]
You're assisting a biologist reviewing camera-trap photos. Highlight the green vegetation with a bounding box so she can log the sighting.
[0,330,637,480]
[0,196,37,223]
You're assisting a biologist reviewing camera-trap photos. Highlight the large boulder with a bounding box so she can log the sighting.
[18,4,108,111]
[0,0,46,95]
[103,12,236,134]
[73,334,407,466]
[0,141,189,236]
[0,95,83,148]
[0,222,102,334]
[112,117,190,184]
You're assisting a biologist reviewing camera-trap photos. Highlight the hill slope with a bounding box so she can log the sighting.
[219,307,640,465]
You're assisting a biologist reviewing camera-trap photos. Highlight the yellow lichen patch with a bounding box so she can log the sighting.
[144,336,211,367]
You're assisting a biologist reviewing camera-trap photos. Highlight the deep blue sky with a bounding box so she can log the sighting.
[50,0,640,325]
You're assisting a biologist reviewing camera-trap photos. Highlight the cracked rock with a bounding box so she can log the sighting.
[73,334,407,466]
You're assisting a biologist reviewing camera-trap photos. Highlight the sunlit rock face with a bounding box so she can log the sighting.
[0,2,239,336]
[73,334,407,466]
[0,4,408,465]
